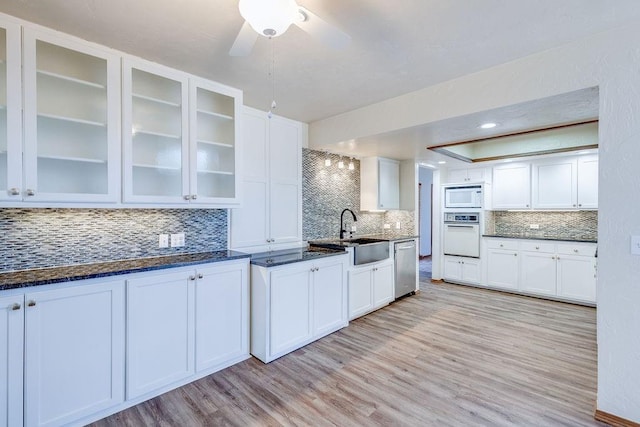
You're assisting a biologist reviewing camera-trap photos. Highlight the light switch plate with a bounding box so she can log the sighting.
[171,233,185,248]
[158,234,169,248]
[383,224,391,229]
[631,235,640,255]
[529,224,540,229]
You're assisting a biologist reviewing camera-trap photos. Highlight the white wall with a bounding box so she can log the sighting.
[310,20,640,423]
[418,167,433,256]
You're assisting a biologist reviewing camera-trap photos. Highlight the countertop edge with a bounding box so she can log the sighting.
[250,248,348,268]
[483,234,597,243]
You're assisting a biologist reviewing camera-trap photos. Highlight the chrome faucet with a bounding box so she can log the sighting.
[340,208,358,240]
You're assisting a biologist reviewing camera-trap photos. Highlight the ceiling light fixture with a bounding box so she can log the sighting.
[324,151,331,167]
[479,122,498,129]
[348,158,355,170]
[338,157,345,169]
[437,161,446,164]
[238,0,298,38]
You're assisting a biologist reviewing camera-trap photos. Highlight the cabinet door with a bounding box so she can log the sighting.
[123,58,189,203]
[269,115,301,244]
[23,27,121,202]
[378,158,400,209]
[24,280,125,427]
[577,155,598,209]
[373,262,394,308]
[520,252,557,296]
[0,19,22,201]
[189,77,242,205]
[443,256,462,281]
[532,158,577,209]
[557,255,597,303]
[127,270,194,399]
[313,260,346,336]
[269,266,312,358]
[461,258,481,284]
[348,267,373,320]
[446,168,469,183]
[0,294,24,427]
[195,262,248,372]
[466,168,485,182]
[486,249,519,290]
[492,163,531,209]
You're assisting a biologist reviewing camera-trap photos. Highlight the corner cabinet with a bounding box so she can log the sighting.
[122,58,242,206]
[22,26,121,203]
[230,107,303,251]
[361,157,400,210]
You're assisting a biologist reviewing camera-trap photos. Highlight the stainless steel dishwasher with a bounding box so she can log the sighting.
[394,239,417,299]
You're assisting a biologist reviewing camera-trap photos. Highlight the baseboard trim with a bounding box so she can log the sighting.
[595,409,640,427]
[430,279,444,284]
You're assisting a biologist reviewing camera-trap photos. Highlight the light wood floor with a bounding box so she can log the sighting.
[92,281,604,427]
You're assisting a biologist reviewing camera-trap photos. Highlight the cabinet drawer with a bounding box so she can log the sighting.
[556,242,596,257]
[486,239,518,250]
[520,241,556,253]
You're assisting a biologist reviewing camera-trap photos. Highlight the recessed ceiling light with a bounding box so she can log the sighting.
[437,161,446,164]
[479,122,497,129]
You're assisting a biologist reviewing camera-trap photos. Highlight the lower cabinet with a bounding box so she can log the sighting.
[250,254,348,363]
[556,252,597,303]
[519,243,557,296]
[486,241,519,290]
[348,258,394,320]
[443,256,481,285]
[1,294,25,427]
[24,280,126,427]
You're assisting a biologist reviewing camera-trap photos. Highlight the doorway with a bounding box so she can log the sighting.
[418,167,434,279]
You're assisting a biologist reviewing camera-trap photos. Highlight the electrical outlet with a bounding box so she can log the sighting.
[529,224,540,229]
[351,225,357,232]
[383,223,391,229]
[158,234,169,248]
[171,233,185,248]
[396,222,401,229]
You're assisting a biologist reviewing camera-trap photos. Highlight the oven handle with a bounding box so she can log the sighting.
[445,224,476,228]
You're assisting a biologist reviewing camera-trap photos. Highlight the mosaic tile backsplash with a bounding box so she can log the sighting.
[0,208,227,272]
[302,149,415,240]
[487,210,598,240]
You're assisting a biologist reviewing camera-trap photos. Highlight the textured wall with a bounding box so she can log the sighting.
[302,149,415,240]
[0,208,227,271]
[490,210,597,240]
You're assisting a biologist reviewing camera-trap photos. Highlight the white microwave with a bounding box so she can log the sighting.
[444,185,483,208]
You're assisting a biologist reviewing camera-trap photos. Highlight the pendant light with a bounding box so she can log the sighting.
[324,150,331,167]
[338,157,344,169]
[348,158,355,170]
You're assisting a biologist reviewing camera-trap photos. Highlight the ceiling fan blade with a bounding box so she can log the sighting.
[294,6,351,50]
[229,21,259,56]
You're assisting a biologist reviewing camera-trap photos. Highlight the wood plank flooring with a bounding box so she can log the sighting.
[92,281,604,427]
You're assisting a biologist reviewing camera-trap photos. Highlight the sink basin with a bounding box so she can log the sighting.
[352,240,389,265]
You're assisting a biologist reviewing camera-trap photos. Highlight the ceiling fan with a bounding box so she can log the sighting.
[229,0,351,56]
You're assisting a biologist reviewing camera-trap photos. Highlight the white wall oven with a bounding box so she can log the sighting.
[443,212,480,258]
[444,185,483,209]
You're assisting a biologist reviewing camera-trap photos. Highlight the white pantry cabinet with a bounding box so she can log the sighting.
[230,107,303,251]
[250,254,348,363]
[348,258,394,320]
[22,26,121,203]
[0,294,24,427]
[23,280,125,427]
[361,157,400,210]
[492,163,531,209]
[0,17,22,202]
[443,256,481,285]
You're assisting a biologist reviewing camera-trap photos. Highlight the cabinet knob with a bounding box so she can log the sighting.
[535,246,539,250]
[552,256,556,260]
[557,256,560,260]
[11,303,21,311]
[191,194,197,200]
[27,300,36,307]
[8,188,20,196]
[461,261,465,264]
[500,244,504,247]
[25,189,35,196]
[578,204,582,207]
[184,195,191,201]
[573,249,579,253]
[514,253,517,256]
[189,275,196,281]
[573,204,576,207]
[198,273,204,279]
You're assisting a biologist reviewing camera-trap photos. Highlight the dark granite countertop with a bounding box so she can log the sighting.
[0,250,251,291]
[309,234,419,248]
[483,234,597,243]
[250,247,347,268]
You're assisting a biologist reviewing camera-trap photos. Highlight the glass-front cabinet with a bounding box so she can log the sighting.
[22,27,120,202]
[189,77,242,204]
[0,17,22,201]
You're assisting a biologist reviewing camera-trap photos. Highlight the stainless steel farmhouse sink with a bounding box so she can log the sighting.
[309,238,390,265]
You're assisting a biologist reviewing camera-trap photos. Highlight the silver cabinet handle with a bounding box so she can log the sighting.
[198,273,204,279]
[27,300,36,307]
[183,195,191,200]
[25,189,35,196]
[189,275,196,281]
[9,188,20,196]
[11,303,21,311]
[191,194,197,200]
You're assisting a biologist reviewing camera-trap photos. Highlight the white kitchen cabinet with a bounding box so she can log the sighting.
[126,269,194,399]
[0,294,24,427]
[250,254,348,363]
[443,256,481,285]
[0,17,22,202]
[492,163,531,209]
[556,243,597,302]
[532,158,577,209]
[485,239,519,290]
[519,242,557,296]
[361,157,400,210]
[230,107,303,250]
[23,280,125,427]
[194,261,249,372]
[445,167,486,184]
[577,155,598,209]
[348,258,394,320]
[22,26,121,203]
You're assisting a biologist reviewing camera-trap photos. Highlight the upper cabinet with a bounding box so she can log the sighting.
[532,157,577,209]
[361,157,400,211]
[492,163,531,209]
[22,26,121,202]
[577,155,598,209]
[444,167,487,184]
